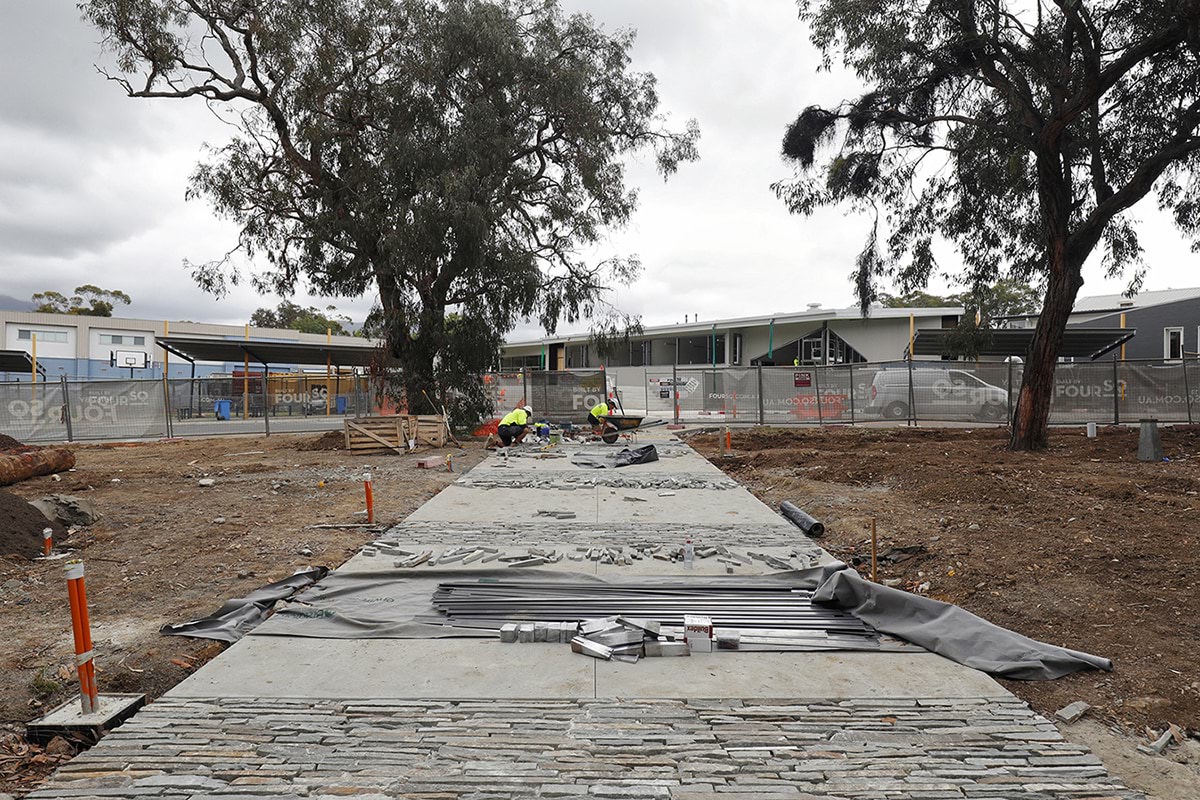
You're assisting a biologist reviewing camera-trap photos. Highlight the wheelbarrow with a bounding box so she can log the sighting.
[596,414,646,444]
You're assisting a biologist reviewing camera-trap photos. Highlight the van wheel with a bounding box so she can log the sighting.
[979,402,1005,422]
[883,401,909,420]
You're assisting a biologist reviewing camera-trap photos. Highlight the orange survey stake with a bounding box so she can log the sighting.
[364,472,375,524]
[64,559,98,714]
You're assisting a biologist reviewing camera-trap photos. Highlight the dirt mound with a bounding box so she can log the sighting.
[0,434,27,452]
[296,430,345,451]
[0,490,65,559]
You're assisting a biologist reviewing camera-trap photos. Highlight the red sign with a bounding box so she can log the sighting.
[794,371,811,388]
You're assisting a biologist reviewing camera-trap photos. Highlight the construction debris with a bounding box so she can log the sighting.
[1055,701,1091,724]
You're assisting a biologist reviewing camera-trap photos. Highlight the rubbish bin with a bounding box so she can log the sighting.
[335,396,347,414]
[214,399,232,421]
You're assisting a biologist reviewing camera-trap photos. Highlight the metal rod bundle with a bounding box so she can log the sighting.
[431,580,875,638]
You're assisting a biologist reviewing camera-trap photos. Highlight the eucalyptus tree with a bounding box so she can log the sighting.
[82,0,698,420]
[776,1,1200,449]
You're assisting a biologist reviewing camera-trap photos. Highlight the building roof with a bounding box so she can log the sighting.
[1073,287,1200,313]
[911,327,1135,360]
[0,349,45,376]
[156,336,377,368]
[505,305,963,347]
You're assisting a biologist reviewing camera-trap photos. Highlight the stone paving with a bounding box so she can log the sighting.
[37,696,1136,800]
[27,434,1145,800]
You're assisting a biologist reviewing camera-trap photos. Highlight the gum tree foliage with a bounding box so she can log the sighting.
[250,301,352,335]
[80,0,698,425]
[32,285,132,316]
[775,1,1200,450]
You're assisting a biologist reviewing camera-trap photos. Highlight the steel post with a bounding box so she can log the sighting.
[757,364,765,426]
[848,363,856,425]
[1007,358,1014,427]
[60,375,73,442]
[1113,358,1120,425]
[1183,359,1194,425]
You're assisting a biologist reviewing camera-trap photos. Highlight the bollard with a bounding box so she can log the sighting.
[1087,422,1097,438]
[1137,419,1164,462]
[363,472,375,524]
[64,559,99,715]
[724,426,732,454]
[43,527,53,557]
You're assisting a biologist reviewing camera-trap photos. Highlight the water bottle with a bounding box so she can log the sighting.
[683,539,694,570]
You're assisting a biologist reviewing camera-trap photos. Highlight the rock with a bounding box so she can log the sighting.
[2,579,24,593]
[198,478,216,487]
[30,494,101,527]
[1055,701,1091,724]
[44,736,73,756]
[1126,695,1171,714]
[298,547,313,557]
[967,523,981,531]
[916,581,931,593]
[882,578,903,588]
[213,517,226,525]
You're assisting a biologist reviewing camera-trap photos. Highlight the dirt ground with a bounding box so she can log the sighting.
[0,432,482,795]
[692,425,1200,796]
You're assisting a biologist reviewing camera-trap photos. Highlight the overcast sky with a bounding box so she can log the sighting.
[1,1,1196,335]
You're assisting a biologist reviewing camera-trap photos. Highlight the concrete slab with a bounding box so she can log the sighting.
[406,485,599,523]
[596,651,1010,699]
[596,485,785,525]
[168,637,595,699]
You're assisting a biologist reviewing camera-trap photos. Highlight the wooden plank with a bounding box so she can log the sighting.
[346,420,405,455]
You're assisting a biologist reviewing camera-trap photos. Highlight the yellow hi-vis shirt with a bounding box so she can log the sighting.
[500,409,528,427]
[590,402,610,418]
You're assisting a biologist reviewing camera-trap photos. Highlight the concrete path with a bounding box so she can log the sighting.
[29,431,1143,799]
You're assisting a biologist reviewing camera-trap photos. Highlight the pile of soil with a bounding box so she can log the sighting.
[0,434,27,452]
[693,425,1200,733]
[296,430,345,451]
[0,490,65,559]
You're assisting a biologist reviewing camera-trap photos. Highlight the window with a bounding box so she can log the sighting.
[1165,327,1184,360]
[17,329,68,343]
[100,334,146,346]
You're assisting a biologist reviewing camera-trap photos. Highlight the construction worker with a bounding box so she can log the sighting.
[588,399,611,434]
[496,405,533,447]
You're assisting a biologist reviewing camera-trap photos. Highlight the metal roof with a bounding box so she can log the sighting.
[911,327,1135,361]
[156,336,378,368]
[0,349,46,376]
[1073,286,1200,313]
[505,305,964,347]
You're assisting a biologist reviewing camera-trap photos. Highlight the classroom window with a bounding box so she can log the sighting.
[17,329,68,343]
[1165,327,1184,360]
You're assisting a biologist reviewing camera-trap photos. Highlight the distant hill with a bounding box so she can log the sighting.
[0,295,34,311]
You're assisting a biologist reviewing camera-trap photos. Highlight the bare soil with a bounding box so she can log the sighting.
[691,426,1200,740]
[0,432,482,795]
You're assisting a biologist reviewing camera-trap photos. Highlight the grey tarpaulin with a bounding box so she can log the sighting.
[571,444,659,469]
[161,567,328,643]
[811,563,1113,680]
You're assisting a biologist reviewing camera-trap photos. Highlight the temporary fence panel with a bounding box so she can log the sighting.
[67,379,170,441]
[526,370,606,424]
[908,361,1012,424]
[759,366,829,425]
[1117,361,1191,424]
[0,380,69,443]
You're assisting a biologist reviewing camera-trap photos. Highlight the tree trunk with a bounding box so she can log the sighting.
[0,448,76,487]
[1010,253,1084,451]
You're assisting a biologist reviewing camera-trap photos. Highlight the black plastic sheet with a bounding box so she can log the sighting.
[571,444,659,469]
[811,563,1113,680]
[161,567,329,643]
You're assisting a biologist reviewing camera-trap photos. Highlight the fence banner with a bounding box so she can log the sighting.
[69,380,169,441]
[0,381,69,443]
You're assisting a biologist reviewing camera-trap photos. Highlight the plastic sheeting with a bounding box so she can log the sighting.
[811,563,1113,680]
[203,560,1113,681]
[571,444,659,469]
[161,567,328,643]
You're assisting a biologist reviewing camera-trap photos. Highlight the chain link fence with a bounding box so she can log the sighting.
[6,360,1198,443]
[0,374,375,444]
[575,360,1200,427]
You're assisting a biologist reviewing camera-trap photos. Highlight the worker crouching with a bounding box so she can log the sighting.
[496,405,534,448]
